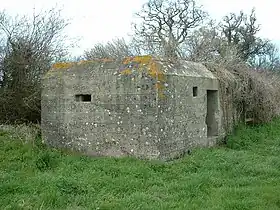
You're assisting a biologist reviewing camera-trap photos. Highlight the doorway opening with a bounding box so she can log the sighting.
[206,90,218,137]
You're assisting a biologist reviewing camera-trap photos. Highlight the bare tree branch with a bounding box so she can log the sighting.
[133,0,207,58]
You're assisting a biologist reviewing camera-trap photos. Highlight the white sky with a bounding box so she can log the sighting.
[1,0,279,56]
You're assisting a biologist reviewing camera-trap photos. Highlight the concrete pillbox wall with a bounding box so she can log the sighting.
[41,57,223,160]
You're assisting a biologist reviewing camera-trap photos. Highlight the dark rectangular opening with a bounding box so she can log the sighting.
[75,94,91,102]
[193,86,198,97]
[206,90,218,137]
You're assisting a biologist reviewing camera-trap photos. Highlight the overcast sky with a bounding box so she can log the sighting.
[1,0,279,56]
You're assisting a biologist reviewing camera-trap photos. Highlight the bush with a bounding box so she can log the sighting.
[202,45,280,133]
[0,8,73,123]
[0,123,41,144]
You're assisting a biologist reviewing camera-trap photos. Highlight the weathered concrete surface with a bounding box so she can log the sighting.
[41,56,223,160]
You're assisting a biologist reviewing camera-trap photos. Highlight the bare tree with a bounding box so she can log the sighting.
[219,8,272,61]
[180,20,221,60]
[133,0,207,58]
[183,8,280,69]
[249,43,280,71]
[0,7,73,123]
[84,38,135,60]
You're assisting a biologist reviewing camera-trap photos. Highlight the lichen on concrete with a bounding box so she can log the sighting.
[41,55,223,160]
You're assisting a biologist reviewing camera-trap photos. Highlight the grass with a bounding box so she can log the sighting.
[1,119,280,209]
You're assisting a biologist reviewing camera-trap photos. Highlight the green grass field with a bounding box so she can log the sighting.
[1,119,280,210]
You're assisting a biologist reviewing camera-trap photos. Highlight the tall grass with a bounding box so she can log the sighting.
[1,119,280,209]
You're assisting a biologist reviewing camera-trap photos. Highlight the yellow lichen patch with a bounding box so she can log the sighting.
[123,55,153,65]
[77,60,95,65]
[120,69,132,75]
[155,83,164,90]
[52,58,115,70]
[158,92,166,99]
[52,62,76,69]
[147,62,164,81]
[77,58,114,66]
[121,55,167,99]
